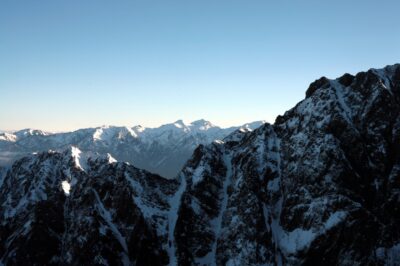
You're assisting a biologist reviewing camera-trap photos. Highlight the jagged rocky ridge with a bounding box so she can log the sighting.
[0,120,264,178]
[174,64,400,265]
[1,64,400,265]
[0,148,181,265]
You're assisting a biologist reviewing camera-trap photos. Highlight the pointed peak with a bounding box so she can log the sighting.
[173,119,187,128]
[305,76,331,98]
[174,119,185,124]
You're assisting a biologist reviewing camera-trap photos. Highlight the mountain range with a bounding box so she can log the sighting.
[1,64,400,265]
[0,120,264,178]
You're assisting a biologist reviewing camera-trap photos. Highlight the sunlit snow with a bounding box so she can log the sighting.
[62,180,71,195]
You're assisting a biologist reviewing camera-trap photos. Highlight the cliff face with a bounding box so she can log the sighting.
[174,64,400,265]
[1,64,400,265]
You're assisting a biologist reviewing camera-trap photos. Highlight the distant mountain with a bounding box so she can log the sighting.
[0,120,265,178]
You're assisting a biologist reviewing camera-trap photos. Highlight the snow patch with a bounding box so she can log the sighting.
[106,153,117,163]
[173,120,186,129]
[277,210,347,255]
[70,146,83,170]
[213,139,224,145]
[61,181,71,195]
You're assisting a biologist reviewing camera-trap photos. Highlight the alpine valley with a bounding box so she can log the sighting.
[1,64,400,266]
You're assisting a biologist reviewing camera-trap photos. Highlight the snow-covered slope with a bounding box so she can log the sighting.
[0,120,265,178]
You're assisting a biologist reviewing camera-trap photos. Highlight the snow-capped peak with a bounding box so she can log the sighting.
[92,126,138,141]
[14,129,48,139]
[0,120,268,178]
[190,119,216,131]
[173,119,186,128]
[0,132,17,142]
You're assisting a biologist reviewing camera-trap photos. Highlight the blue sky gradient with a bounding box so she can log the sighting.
[1,0,400,131]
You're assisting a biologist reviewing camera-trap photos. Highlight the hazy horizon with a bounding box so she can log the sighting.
[1,1,400,131]
[1,118,267,133]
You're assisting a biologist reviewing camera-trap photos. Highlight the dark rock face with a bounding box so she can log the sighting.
[0,152,75,265]
[174,64,400,265]
[174,144,228,265]
[271,65,400,265]
[61,158,176,266]
[1,64,400,265]
[0,149,180,266]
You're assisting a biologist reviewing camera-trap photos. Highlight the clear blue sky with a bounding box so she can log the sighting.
[1,0,399,131]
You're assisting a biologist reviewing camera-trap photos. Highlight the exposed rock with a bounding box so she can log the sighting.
[305,76,330,98]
